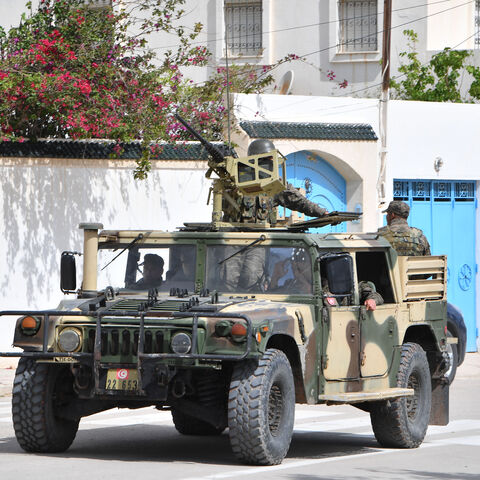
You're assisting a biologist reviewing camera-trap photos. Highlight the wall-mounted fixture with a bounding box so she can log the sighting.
[434,157,444,173]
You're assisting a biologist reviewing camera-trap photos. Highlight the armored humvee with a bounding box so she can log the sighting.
[0,119,451,465]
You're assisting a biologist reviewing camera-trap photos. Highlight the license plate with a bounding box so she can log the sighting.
[106,369,139,391]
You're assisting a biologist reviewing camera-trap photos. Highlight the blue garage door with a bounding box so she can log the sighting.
[286,151,346,232]
[394,180,477,352]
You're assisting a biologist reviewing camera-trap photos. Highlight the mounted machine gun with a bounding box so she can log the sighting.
[176,115,361,231]
[176,114,287,229]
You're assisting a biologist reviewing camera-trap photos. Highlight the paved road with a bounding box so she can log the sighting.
[0,354,479,479]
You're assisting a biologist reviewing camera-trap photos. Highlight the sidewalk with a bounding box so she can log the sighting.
[1,353,479,398]
[0,358,16,397]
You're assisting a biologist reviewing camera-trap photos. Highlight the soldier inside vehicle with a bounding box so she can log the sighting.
[132,253,164,290]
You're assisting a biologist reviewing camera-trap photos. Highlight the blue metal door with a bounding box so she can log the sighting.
[394,180,477,351]
[286,151,346,232]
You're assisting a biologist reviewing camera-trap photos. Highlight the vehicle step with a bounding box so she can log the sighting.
[318,387,414,404]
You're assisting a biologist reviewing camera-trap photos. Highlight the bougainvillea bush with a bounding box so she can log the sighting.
[0,0,230,177]
[0,1,316,177]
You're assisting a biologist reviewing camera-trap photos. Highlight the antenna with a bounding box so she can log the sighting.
[277,70,294,95]
[224,12,232,147]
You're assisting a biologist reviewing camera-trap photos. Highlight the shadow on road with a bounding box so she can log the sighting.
[0,425,383,465]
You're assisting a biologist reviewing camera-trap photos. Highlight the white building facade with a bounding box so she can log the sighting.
[2,1,479,97]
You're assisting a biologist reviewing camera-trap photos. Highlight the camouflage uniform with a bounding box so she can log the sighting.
[220,247,266,291]
[323,281,384,307]
[377,217,431,256]
[223,185,326,286]
[274,183,328,218]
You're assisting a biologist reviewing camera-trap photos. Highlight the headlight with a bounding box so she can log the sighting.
[171,332,191,354]
[58,327,82,352]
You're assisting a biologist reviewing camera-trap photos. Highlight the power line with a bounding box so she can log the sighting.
[150,0,457,51]
[175,0,475,89]
[229,25,480,141]
[334,26,480,99]
[300,0,474,59]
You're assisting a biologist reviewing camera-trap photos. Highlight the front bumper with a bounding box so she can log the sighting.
[0,309,255,397]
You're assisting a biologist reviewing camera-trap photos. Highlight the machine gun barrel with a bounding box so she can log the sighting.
[175,114,229,164]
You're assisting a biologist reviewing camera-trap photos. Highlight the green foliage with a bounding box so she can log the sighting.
[390,29,480,103]
[0,0,289,178]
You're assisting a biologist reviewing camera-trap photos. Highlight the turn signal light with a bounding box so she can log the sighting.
[20,316,40,335]
[22,317,37,329]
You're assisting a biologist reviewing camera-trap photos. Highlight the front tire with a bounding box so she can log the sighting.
[228,348,295,465]
[12,358,79,453]
[370,343,431,448]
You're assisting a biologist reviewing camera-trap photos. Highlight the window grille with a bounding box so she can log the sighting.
[338,0,377,52]
[433,182,452,201]
[454,182,475,201]
[224,0,262,56]
[411,181,431,200]
[393,180,409,200]
[476,1,480,48]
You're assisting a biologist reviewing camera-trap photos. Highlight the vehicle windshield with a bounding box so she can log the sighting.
[205,245,312,294]
[98,244,196,292]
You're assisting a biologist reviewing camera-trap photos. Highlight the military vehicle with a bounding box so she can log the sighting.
[0,118,451,465]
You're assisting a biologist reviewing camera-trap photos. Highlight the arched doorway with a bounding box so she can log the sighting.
[286,151,347,232]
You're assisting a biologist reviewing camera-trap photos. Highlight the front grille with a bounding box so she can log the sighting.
[85,327,165,356]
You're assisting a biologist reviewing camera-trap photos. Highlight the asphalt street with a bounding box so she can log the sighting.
[0,353,479,479]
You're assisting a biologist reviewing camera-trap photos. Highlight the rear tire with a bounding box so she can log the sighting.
[171,408,225,436]
[228,348,295,465]
[370,343,431,448]
[12,358,79,453]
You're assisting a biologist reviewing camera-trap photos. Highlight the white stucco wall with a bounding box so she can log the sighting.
[0,158,211,353]
[386,100,480,185]
[427,0,475,50]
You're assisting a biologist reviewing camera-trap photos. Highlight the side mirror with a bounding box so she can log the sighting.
[323,254,354,295]
[60,252,77,293]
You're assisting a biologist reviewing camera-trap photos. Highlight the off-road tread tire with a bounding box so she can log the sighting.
[370,342,431,448]
[171,408,225,436]
[12,357,79,453]
[228,348,295,465]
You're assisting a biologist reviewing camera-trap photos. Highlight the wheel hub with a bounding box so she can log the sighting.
[268,383,284,435]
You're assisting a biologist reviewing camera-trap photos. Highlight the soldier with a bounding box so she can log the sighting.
[221,140,329,291]
[269,248,312,294]
[274,184,328,218]
[134,253,164,290]
[247,139,329,219]
[322,278,383,311]
[377,201,431,256]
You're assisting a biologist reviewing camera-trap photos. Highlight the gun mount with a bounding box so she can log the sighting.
[176,114,287,229]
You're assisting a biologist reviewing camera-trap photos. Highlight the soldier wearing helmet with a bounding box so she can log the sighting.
[247,139,328,219]
[377,201,431,256]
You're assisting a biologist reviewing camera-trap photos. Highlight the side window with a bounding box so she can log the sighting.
[355,251,395,303]
[319,254,354,306]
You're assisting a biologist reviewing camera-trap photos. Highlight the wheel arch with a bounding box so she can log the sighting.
[403,325,438,351]
[266,333,306,403]
[403,324,441,371]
